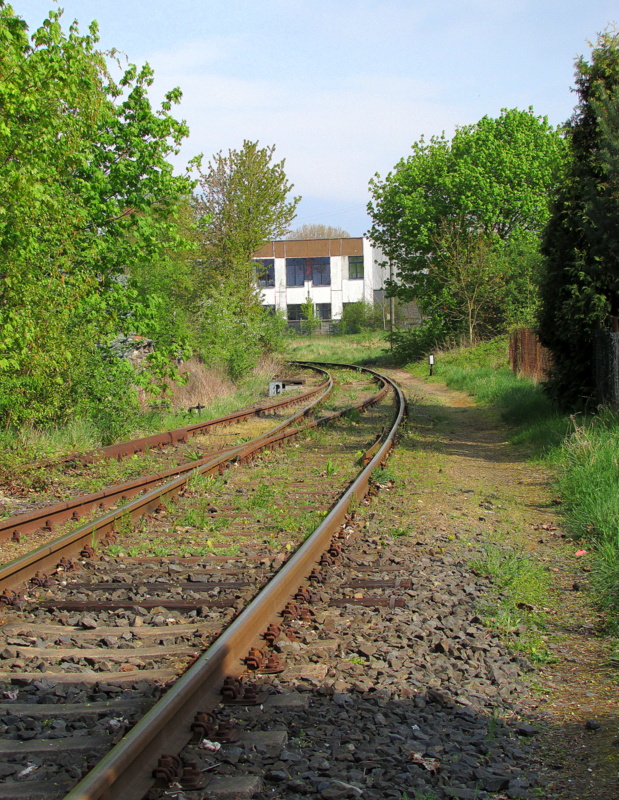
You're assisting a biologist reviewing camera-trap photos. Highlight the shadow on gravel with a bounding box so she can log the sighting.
[399,399,530,468]
[206,682,543,800]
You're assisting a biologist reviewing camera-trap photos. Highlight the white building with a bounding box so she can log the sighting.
[252,237,389,324]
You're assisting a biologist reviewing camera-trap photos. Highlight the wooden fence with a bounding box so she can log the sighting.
[508,328,552,382]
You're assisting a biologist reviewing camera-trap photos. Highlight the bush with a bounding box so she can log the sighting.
[390,319,451,364]
[334,301,384,335]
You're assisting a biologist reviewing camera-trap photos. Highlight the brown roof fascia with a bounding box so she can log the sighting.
[252,237,363,259]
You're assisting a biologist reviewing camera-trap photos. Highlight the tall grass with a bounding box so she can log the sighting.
[0,357,285,470]
[407,335,568,454]
[285,331,388,365]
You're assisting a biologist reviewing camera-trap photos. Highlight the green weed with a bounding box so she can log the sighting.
[372,465,396,485]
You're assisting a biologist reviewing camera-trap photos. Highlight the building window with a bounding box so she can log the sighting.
[312,257,330,286]
[286,259,306,286]
[349,255,364,280]
[287,303,303,321]
[254,259,275,287]
[316,303,332,320]
[285,257,331,286]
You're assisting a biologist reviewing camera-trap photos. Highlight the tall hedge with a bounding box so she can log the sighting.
[539,30,619,409]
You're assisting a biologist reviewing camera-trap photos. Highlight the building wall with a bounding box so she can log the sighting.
[253,237,388,320]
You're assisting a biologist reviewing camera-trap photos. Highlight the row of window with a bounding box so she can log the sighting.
[255,256,364,288]
[287,303,332,321]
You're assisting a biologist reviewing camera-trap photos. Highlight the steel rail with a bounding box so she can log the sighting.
[0,365,387,592]
[0,370,333,592]
[16,366,329,470]
[61,364,406,800]
[0,369,335,545]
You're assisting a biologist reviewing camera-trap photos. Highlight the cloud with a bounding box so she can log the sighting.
[149,55,458,209]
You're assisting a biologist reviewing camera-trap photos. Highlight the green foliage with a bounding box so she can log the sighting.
[286,223,350,239]
[196,285,288,379]
[194,140,299,378]
[556,412,619,544]
[300,294,321,336]
[196,139,299,298]
[471,544,553,663]
[335,301,384,334]
[539,30,619,409]
[369,108,566,344]
[0,4,195,428]
[406,337,566,454]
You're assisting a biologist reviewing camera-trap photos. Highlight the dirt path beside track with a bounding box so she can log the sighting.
[381,368,619,800]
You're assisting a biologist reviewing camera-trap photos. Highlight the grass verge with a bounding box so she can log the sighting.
[285,331,388,365]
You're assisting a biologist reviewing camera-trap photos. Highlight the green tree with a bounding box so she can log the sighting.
[539,30,619,408]
[426,218,505,344]
[196,140,299,297]
[0,4,195,429]
[368,108,566,345]
[193,140,299,376]
[300,294,321,336]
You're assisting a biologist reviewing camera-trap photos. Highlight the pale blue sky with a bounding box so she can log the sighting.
[14,1,619,235]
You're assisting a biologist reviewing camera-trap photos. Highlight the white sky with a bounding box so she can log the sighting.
[14,0,619,235]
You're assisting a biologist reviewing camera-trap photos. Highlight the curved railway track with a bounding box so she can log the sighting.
[0,366,330,542]
[0,363,406,800]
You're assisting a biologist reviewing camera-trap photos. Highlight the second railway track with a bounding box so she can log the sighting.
[0,363,405,800]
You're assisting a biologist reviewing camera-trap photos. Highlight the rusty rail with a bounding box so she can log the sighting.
[0,364,388,592]
[18,366,329,470]
[61,363,406,800]
[0,367,334,547]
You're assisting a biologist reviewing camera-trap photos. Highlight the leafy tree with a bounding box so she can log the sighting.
[300,294,321,336]
[335,301,384,334]
[287,223,350,239]
[0,4,194,429]
[368,108,566,345]
[539,30,619,408]
[426,218,506,344]
[196,140,299,296]
[194,140,299,374]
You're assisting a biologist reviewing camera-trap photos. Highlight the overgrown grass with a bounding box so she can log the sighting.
[471,545,554,663]
[407,335,568,454]
[285,331,388,365]
[406,335,619,617]
[0,359,286,471]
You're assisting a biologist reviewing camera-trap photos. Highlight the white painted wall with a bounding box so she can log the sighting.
[256,238,389,320]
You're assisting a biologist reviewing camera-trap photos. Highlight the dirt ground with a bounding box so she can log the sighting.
[382,368,619,800]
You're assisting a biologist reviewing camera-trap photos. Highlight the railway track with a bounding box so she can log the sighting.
[0,363,405,800]
[0,366,330,532]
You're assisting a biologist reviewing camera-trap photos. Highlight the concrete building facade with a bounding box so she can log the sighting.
[252,237,388,323]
